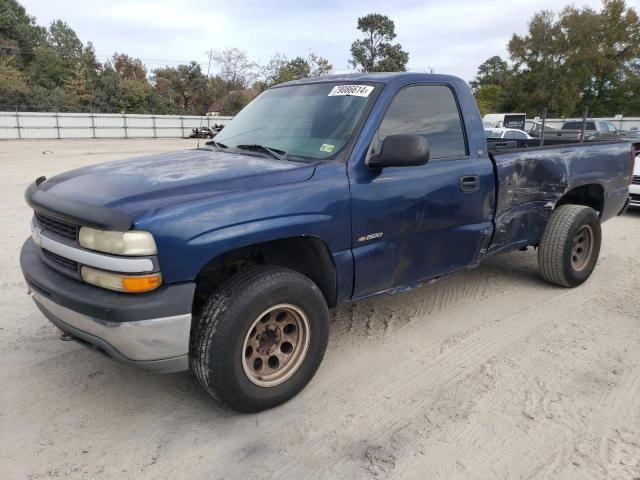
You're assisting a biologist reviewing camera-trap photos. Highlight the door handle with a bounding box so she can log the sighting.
[459,175,480,192]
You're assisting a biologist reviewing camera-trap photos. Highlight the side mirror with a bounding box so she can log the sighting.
[367,134,430,169]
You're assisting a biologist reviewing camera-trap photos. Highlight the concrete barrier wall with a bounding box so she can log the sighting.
[3,111,638,140]
[0,112,233,140]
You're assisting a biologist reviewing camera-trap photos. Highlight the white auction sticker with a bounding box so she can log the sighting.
[328,85,374,97]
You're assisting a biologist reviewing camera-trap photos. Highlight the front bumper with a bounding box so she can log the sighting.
[21,238,196,373]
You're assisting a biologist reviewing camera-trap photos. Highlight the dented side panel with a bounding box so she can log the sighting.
[488,141,632,253]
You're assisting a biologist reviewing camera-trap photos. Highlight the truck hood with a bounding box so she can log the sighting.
[37,149,316,220]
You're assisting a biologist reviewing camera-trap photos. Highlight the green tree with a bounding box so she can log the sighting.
[470,56,510,89]
[350,13,409,72]
[213,48,258,89]
[153,62,210,114]
[90,53,156,113]
[508,10,580,116]
[25,20,102,110]
[474,84,507,116]
[307,52,332,77]
[564,0,640,115]
[270,53,333,86]
[29,21,86,89]
[610,60,640,114]
[0,56,29,105]
[506,0,640,116]
[257,52,288,90]
[113,53,147,81]
[91,65,122,112]
[257,52,333,90]
[0,0,46,65]
[277,56,310,83]
[470,56,512,114]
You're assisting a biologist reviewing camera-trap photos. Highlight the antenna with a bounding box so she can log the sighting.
[197,50,215,148]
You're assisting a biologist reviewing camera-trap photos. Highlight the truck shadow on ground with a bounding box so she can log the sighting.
[51,249,546,418]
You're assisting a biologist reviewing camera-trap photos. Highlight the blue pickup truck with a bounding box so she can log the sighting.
[20,73,634,412]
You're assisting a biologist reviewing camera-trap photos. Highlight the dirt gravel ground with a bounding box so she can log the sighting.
[1,139,640,480]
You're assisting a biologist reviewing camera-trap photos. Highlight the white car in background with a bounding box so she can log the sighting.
[630,153,640,208]
[484,128,533,140]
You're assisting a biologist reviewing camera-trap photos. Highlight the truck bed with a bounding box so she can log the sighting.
[486,140,632,256]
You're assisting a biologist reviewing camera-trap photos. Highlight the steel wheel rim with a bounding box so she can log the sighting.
[571,224,594,272]
[241,304,310,388]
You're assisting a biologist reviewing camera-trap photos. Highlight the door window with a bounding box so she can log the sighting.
[378,85,467,160]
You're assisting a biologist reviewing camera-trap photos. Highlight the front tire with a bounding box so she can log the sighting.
[538,204,602,287]
[190,266,329,412]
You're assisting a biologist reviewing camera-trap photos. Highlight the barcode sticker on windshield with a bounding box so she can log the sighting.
[328,85,374,97]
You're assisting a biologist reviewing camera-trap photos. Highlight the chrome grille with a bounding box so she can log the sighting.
[35,213,78,241]
[632,176,640,185]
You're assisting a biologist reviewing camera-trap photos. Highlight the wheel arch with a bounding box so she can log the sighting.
[192,235,338,316]
[555,183,605,215]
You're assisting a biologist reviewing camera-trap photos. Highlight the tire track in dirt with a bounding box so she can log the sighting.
[264,286,581,479]
[393,260,640,480]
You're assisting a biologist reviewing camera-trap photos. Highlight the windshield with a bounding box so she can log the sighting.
[214,83,376,160]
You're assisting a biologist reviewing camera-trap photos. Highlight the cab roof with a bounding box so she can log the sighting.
[277,72,466,88]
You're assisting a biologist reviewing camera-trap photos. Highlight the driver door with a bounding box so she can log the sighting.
[348,84,495,299]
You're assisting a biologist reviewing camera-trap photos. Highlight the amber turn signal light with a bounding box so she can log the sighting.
[122,274,162,293]
[81,266,162,293]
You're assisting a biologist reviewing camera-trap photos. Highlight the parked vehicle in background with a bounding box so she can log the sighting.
[20,73,634,412]
[630,152,640,208]
[483,113,526,130]
[484,128,533,140]
[551,120,623,142]
[525,120,558,138]
[621,129,640,142]
[189,127,215,139]
[188,124,225,139]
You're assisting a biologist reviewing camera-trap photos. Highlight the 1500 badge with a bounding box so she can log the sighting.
[358,232,384,242]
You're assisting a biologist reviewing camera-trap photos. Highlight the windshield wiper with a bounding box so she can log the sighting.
[235,144,287,161]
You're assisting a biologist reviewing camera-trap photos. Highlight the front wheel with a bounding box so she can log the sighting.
[538,204,602,287]
[190,266,329,412]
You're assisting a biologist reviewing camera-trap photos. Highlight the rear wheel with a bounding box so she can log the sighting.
[190,266,329,412]
[538,204,601,287]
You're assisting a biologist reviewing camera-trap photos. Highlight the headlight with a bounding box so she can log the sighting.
[81,266,162,293]
[79,227,157,256]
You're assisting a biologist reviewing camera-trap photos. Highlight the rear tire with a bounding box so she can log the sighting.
[538,204,601,287]
[190,266,329,412]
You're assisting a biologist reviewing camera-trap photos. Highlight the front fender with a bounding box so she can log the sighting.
[138,162,352,283]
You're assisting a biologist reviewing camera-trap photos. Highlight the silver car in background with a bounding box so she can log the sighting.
[630,153,640,208]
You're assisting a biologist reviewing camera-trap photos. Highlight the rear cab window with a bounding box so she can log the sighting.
[377,84,468,160]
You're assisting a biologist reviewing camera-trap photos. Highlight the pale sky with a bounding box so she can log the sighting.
[21,0,606,82]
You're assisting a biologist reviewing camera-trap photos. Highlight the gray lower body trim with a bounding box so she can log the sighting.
[32,292,191,373]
